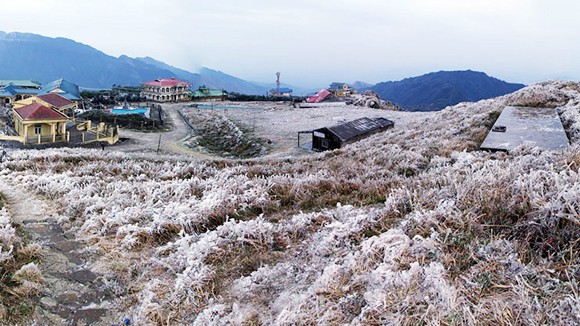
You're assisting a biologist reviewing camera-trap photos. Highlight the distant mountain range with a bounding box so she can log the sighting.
[369,70,525,111]
[0,31,269,94]
[0,32,526,104]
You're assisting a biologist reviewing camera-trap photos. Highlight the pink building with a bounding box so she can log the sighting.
[140,78,192,102]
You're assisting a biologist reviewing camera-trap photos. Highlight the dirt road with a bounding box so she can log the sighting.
[112,103,210,158]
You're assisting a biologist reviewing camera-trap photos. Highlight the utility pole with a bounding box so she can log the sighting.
[157,134,161,153]
[276,72,281,94]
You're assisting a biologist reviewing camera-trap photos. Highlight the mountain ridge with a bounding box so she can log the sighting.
[370,70,525,111]
[1,32,526,101]
[0,31,269,94]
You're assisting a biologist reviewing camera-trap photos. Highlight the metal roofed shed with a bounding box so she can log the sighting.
[311,117,394,151]
[480,106,570,151]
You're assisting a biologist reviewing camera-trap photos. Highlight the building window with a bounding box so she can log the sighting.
[34,124,42,135]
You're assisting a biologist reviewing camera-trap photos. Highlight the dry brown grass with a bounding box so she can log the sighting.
[0,236,44,323]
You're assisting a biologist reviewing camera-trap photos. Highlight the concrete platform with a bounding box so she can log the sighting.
[480,106,570,151]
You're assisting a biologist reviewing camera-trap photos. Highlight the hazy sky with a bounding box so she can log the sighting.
[1,0,579,87]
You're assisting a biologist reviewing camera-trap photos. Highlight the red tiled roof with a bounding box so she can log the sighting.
[142,77,191,87]
[37,93,73,108]
[15,103,68,120]
[307,89,332,103]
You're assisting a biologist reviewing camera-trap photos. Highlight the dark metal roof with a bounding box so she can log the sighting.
[323,117,394,141]
[480,106,570,151]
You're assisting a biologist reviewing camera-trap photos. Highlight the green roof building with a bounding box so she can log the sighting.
[192,85,227,101]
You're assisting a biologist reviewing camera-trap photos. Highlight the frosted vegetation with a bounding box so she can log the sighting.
[1,81,579,324]
[180,109,267,158]
[0,205,44,321]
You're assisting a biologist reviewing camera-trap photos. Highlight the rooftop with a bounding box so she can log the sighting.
[307,89,332,103]
[328,82,351,91]
[0,80,42,88]
[480,106,570,151]
[0,85,41,96]
[142,77,191,87]
[272,87,293,93]
[37,93,74,108]
[192,87,227,97]
[38,79,81,101]
[15,102,68,120]
[323,117,395,141]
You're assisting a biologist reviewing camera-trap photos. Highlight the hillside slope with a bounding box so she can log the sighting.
[371,70,525,111]
[0,81,578,324]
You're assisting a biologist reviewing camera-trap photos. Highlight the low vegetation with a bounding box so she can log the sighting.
[181,109,267,158]
[79,109,170,132]
[0,207,44,323]
[0,81,578,324]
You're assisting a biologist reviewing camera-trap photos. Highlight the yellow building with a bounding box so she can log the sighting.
[1,83,119,146]
[328,83,354,97]
[13,103,69,144]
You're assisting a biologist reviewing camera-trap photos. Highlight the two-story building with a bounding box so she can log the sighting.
[328,83,354,97]
[141,78,192,102]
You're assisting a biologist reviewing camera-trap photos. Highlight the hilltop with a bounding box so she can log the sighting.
[370,70,526,111]
[0,81,578,324]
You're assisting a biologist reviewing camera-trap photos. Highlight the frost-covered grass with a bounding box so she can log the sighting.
[181,109,267,158]
[0,81,579,325]
[0,207,44,322]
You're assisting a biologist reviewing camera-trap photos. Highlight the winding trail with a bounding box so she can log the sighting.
[0,178,119,325]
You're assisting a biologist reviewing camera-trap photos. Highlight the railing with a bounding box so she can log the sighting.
[0,125,119,146]
[76,126,119,145]
[0,135,24,142]
[23,134,67,145]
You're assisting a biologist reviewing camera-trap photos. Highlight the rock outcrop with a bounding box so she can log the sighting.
[348,90,400,110]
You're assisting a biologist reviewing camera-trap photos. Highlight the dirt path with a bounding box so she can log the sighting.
[0,178,120,325]
[112,103,211,158]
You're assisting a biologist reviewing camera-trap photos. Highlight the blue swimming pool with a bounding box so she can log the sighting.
[111,107,150,117]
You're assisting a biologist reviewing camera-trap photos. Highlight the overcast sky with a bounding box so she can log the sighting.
[1,0,579,87]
